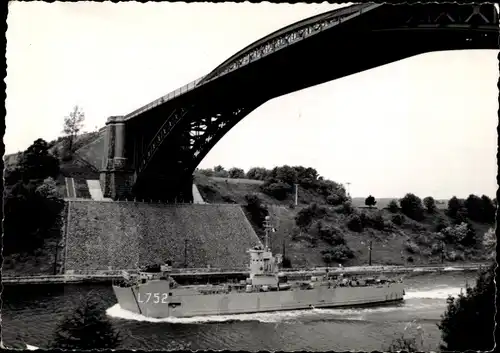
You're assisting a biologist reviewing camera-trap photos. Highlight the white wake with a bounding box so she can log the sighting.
[404,286,464,300]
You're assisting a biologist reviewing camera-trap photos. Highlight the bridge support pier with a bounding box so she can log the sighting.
[100,116,134,200]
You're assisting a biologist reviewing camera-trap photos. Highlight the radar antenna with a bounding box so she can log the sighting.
[263,215,273,251]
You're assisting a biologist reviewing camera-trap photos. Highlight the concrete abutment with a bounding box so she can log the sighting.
[100,115,194,202]
[100,116,134,199]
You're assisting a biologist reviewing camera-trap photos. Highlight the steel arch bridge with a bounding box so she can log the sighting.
[99,2,499,202]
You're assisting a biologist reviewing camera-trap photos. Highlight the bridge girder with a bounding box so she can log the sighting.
[100,3,499,202]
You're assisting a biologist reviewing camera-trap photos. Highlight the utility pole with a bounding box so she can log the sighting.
[295,183,299,206]
[184,238,188,268]
[441,240,445,264]
[368,240,373,266]
[53,243,59,275]
[346,182,351,198]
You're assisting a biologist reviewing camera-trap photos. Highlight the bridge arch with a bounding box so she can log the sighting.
[100,3,499,202]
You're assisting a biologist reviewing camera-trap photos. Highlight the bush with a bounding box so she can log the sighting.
[440,222,476,246]
[228,167,245,179]
[261,181,291,200]
[435,217,449,232]
[400,193,424,221]
[431,242,443,255]
[445,250,464,262]
[221,195,236,203]
[360,211,386,231]
[290,226,301,241]
[405,241,420,254]
[282,256,292,268]
[388,199,399,213]
[295,203,327,230]
[312,221,345,246]
[339,201,354,215]
[482,228,496,260]
[404,219,426,232]
[414,232,433,247]
[423,196,436,213]
[326,194,344,206]
[322,245,355,264]
[50,293,121,349]
[391,214,405,226]
[383,220,395,231]
[346,214,363,232]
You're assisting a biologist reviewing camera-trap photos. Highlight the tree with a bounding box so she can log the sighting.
[261,181,291,200]
[423,196,436,213]
[437,264,495,351]
[3,139,63,255]
[18,138,60,181]
[293,166,319,183]
[62,105,85,154]
[482,228,496,260]
[244,194,269,230]
[228,167,245,179]
[439,222,476,246]
[447,196,464,219]
[312,221,345,246]
[346,214,363,232]
[271,165,298,186]
[246,167,270,181]
[388,199,399,213]
[35,177,60,199]
[464,194,483,222]
[50,293,121,350]
[365,195,376,208]
[481,195,496,224]
[3,178,64,255]
[212,165,229,178]
[399,193,424,221]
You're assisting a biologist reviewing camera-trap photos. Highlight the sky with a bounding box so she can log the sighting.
[5,2,499,199]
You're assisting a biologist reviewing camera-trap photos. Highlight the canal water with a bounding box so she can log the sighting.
[2,271,477,351]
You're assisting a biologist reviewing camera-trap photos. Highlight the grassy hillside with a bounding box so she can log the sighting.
[195,174,334,206]
[194,176,492,268]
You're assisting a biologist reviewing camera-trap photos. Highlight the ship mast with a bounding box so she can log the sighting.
[263,216,271,251]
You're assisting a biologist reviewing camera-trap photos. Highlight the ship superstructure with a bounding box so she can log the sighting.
[112,216,405,318]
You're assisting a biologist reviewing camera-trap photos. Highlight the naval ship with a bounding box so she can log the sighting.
[113,217,405,318]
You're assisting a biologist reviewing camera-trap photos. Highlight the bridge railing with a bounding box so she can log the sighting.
[125,76,207,120]
[124,5,373,122]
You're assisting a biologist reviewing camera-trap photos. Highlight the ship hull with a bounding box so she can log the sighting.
[113,282,405,318]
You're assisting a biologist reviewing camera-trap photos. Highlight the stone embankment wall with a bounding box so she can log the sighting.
[64,201,261,272]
